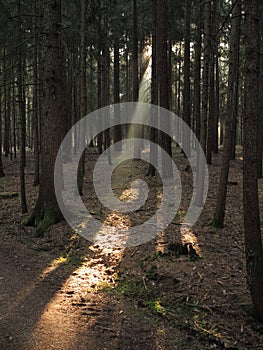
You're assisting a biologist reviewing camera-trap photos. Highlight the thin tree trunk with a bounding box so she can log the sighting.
[0,86,5,177]
[33,0,40,186]
[214,55,220,154]
[132,0,142,159]
[177,43,182,116]
[77,0,87,195]
[193,3,201,142]
[113,10,122,151]
[156,0,172,178]
[230,4,241,161]
[97,7,103,155]
[12,70,17,159]
[200,0,211,155]
[3,47,10,158]
[148,0,158,177]
[101,6,111,165]
[213,0,241,228]
[183,0,191,157]
[17,0,27,214]
[207,0,218,164]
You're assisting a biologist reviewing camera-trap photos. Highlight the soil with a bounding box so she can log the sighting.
[0,147,263,350]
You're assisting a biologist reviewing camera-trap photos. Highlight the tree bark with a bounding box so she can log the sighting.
[113,9,122,151]
[156,0,172,178]
[0,86,5,177]
[193,3,201,142]
[17,0,27,214]
[77,0,87,195]
[243,0,263,323]
[148,0,158,177]
[183,0,191,157]
[213,0,241,228]
[33,0,40,186]
[23,0,67,236]
[200,0,211,155]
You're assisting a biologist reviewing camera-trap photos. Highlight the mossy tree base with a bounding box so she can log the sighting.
[23,207,62,237]
[211,219,224,229]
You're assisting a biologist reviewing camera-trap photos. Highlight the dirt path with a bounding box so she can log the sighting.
[1,150,263,349]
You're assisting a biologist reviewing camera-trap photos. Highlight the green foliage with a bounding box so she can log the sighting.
[144,300,166,315]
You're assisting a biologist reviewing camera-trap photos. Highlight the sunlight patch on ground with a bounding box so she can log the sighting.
[181,229,201,256]
[119,187,140,201]
[30,248,123,350]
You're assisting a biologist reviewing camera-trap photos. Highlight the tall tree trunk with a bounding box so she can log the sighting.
[214,54,220,154]
[177,42,182,116]
[132,0,139,102]
[148,0,158,177]
[17,0,27,214]
[3,47,9,158]
[207,0,218,164]
[0,87,5,177]
[193,3,201,142]
[77,0,87,195]
[12,69,17,159]
[230,4,241,161]
[213,0,241,228]
[24,0,67,236]
[243,0,263,323]
[200,0,211,155]
[156,0,172,178]
[132,0,142,158]
[33,0,40,186]
[113,10,122,151]
[183,0,191,157]
[97,8,103,155]
[257,7,263,178]
[101,5,111,164]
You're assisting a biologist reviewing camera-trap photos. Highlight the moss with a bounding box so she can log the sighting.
[210,219,223,229]
[35,208,59,237]
[144,300,166,316]
[24,207,61,237]
[23,212,36,226]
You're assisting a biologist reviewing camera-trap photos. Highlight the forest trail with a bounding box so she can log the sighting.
[0,231,127,350]
[0,150,263,349]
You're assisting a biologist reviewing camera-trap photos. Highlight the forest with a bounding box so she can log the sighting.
[0,0,263,349]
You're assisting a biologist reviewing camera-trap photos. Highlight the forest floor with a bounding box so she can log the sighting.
[0,147,263,350]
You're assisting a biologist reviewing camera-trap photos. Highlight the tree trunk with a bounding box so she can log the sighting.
[156,0,172,178]
[257,7,263,178]
[183,0,191,157]
[0,86,5,177]
[23,0,67,236]
[113,9,122,151]
[17,0,27,214]
[213,0,241,228]
[33,0,40,186]
[3,47,10,158]
[214,55,220,154]
[97,8,103,155]
[193,3,201,142]
[243,0,263,323]
[200,0,211,155]
[207,0,218,164]
[132,0,142,159]
[148,0,158,177]
[77,0,87,195]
